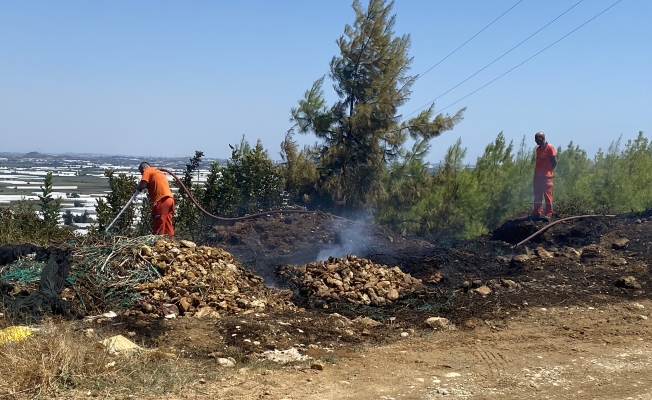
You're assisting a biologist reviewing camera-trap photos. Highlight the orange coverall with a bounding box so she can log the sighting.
[142,168,175,236]
[533,143,557,217]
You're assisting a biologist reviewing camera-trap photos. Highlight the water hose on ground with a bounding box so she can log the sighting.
[513,214,616,247]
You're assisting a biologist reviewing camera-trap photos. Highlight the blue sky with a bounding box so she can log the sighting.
[1,0,650,164]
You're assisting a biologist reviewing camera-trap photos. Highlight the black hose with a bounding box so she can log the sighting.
[159,168,357,223]
[514,214,616,247]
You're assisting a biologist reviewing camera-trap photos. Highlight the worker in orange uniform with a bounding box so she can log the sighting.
[532,132,557,221]
[137,162,175,236]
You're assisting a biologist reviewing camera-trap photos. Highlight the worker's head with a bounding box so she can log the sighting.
[138,162,151,174]
[534,132,546,146]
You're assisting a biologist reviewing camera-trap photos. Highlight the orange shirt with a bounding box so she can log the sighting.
[141,168,173,205]
[534,143,557,178]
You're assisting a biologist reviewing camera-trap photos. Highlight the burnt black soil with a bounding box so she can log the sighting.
[67,210,652,361]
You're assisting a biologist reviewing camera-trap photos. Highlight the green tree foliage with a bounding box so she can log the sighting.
[203,137,284,219]
[279,131,319,207]
[553,141,594,216]
[174,151,205,240]
[38,172,62,226]
[0,201,73,245]
[290,0,464,213]
[377,130,652,239]
[95,169,139,234]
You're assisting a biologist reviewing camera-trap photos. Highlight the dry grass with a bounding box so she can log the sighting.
[0,320,225,398]
[0,320,109,396]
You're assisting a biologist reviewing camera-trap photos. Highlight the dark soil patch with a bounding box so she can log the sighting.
[192,210,652,354]
[205,212,434,285]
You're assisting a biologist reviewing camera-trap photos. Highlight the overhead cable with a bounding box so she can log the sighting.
[404,0,586,120]
[432,0,623,116]
[415,0,524,82]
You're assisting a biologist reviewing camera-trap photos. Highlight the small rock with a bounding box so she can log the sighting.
[310,361,324,370]
[424,317,454,330]
[535,246,554,259]
[563,247,582,261]
[217,358,236,367]
[463,317,483,329]
[353,317,381,327]
[198,378,206,384]
[501,279,518,288]
[612,258,628,266]
[179,240,196,248]
[581,244,602,259]
[636,219,642,224]
[179,297,192,313]
[400,332,409,338]
[511,254,530,266]
[615,276,642,290]
[475,286,492,296]
[361,328,371,336]
[638,315,648,320]
[84,328,95,338]
[612,238,630,250]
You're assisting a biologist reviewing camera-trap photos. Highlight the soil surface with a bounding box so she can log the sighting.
[49,211,652,398]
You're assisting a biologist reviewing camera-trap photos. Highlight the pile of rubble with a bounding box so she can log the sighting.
[134,239,294,317]
[279,255,423,306]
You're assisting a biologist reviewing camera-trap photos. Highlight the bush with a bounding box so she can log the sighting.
[0,201,73,246]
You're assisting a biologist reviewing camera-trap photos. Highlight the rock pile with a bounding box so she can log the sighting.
[134,239,293,317]
[279,255,423,306]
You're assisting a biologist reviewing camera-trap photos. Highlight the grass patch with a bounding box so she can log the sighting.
[0,320,227,398]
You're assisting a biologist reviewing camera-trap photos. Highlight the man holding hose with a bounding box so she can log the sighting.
[137,162,175,236]
[532,132,557,221]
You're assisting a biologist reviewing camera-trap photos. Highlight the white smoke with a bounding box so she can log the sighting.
[315,219,372,261]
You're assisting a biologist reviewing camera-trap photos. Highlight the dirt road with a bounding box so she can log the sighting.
[199,298,652,399]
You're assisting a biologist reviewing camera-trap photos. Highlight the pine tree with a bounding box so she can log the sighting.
[38,171,62,226]
[291,0,464,213]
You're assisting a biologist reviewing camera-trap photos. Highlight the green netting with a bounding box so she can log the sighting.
[0,260,45,284]
[68,235,162,314]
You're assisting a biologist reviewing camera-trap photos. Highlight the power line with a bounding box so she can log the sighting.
[432,0,623,116]
[404,0,586,120]
[416,0,524,82]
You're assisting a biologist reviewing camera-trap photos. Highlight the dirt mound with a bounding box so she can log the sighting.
[278,254,423,307]
[491,215,617,246]
[133,238,294,317]
[206,212,435,284]
[43,236,294,318]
